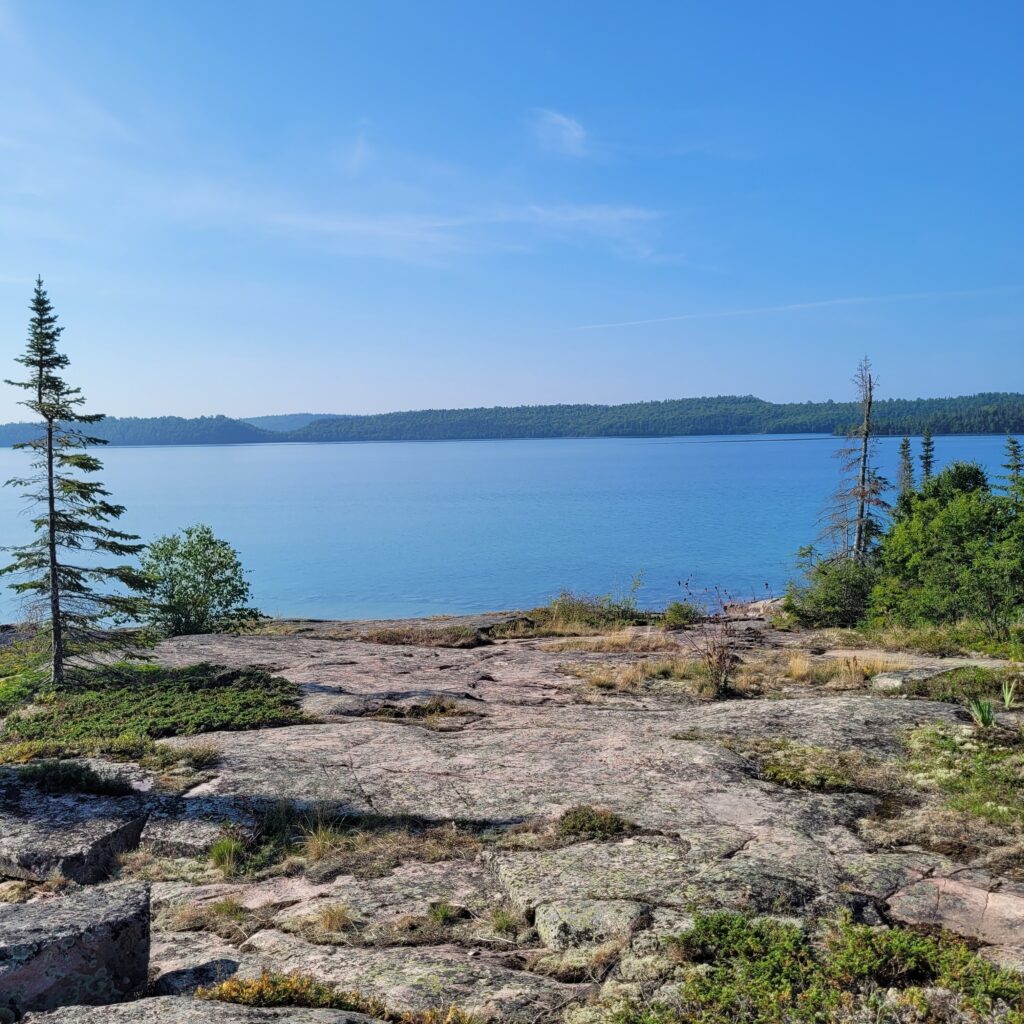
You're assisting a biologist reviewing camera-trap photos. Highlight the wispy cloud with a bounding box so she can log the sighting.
[531,108,588,157]
[564,287,1024,331]
[0,8,660,268]
[346,128,373,176]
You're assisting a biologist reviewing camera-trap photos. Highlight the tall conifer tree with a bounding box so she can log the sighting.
[1003,435,1023,483]
[2,279,145,683]
[897,434,915,501]
[920,427,936,481]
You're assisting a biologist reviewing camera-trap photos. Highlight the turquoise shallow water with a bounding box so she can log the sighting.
[0,434,1011,621]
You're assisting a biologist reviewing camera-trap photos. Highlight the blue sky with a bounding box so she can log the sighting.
[1,0,1022,420]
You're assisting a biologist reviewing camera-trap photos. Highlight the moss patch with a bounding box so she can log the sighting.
[198,969,480,1022]
[608,911,1024,1023]
[898,665,1022,705]
[558,804,635,840]
[907,724,1024,827]
[0,663,308,763]
[14,759,134,796]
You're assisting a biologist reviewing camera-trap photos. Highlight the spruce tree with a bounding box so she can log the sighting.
[897,434,915,501]
[1003,435,1023,484]
[920,427,935,481]
[2,278,145,683]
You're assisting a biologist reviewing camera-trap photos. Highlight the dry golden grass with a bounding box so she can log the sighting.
[549,630,679,653]
[166,897,269,943]
[298,820,482,878]
[361,625,485,649]
[785,652,911,687]
[562,656,704,693]
[317,903,357,933]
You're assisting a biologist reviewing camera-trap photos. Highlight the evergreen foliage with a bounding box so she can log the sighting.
[897,434,915,503]
[2,393,1024,447]
[869,461,1024,638]
[1003,434,1023,493]
[920,426,936,480]
[1,279,144,682]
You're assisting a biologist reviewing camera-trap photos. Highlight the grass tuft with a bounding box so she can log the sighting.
[558,804,633,840]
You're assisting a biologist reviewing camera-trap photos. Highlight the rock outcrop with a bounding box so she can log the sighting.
[0,882,150,1019]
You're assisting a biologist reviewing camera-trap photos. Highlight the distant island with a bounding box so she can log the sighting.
[0,393,1022,447]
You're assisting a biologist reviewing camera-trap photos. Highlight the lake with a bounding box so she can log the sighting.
[0,434,1012,622]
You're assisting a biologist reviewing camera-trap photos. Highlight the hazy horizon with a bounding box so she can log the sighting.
[2,1,1022,422]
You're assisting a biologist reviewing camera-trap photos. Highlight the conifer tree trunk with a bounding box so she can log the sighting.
[46,419,64,684]
[852,360,875,563]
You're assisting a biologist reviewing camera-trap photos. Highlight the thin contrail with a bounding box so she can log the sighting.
[563,285,1022,332]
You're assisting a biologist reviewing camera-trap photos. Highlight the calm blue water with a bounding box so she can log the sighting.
[0,434,1012,622]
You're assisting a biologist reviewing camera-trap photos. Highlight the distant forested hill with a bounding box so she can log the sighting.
[288,393,1024,442]
[240,413,334,432]
[1,394,1022,447]
[0,415,272,447]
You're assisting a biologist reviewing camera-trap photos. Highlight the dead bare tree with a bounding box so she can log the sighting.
[819,357,889,563]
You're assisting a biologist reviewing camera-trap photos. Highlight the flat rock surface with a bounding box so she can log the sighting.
[22,996,380,1023]
[45,624,1016,1018]
[888,875,1024,946]
[679,695,964,759]
[241,931,586,1021]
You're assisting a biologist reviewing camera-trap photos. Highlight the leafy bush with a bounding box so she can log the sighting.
[869,463,1024,639]
[140,524,262,637]
[662,601,703,628]
[784,549,877,627]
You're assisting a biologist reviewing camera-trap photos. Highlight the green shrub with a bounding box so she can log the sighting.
[662,601,703,628]
[558,804,632,839]
[17,759,133,796]
[898,665,1018,704]
[609,911,1024,1023]
[140,524,263,637]
[785,551,877,628]
[869,463,1024,639]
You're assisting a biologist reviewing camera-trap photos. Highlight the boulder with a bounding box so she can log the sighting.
[0,780,147,884]
[534,899,647,950]
[22,998,381,1022]
[0,882,150,1018]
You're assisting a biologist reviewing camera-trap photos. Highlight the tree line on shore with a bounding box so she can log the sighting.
[786,358,1024,649]
[1,392,1023,448]
[3,281,1022,684]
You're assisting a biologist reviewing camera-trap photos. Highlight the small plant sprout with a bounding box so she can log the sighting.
[967,697,995,729]
[1002,677,1018,709]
